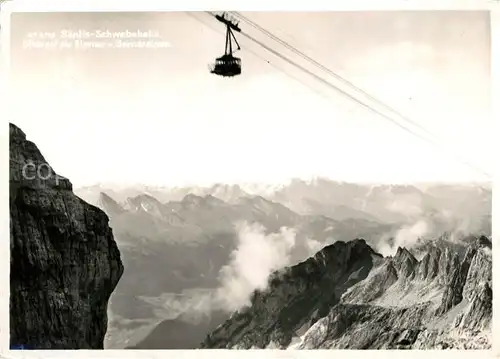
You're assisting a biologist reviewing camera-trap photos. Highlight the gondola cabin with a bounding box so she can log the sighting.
[210,54,241,77]
[210,13,242,78]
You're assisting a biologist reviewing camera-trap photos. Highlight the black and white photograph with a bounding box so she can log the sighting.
[4,6,494,351]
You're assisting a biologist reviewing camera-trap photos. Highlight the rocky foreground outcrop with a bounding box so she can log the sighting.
[9,123,124,349]
[202,236,492,349]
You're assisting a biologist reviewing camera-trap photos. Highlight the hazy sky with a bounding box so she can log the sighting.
[6,11,492,186]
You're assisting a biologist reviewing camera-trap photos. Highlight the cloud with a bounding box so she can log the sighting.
[158,221,323,319]
[386,195,423,218]
[304,237,323,255]
[376,219,430,257]
[376,204,490,257]
[394,220,429,248]
[376,185,491,257]
[213,221,297,312]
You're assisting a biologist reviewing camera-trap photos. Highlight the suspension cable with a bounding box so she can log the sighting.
[203,11,492,180]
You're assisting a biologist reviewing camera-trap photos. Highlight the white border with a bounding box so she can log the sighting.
[490,5,500,359]
[0,0,499,11]
[1,1,498,358]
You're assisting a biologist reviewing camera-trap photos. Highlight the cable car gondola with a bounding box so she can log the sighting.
[209,13,242,77]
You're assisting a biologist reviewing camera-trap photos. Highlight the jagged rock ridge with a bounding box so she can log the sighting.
[9,123,124,349]
[202,239,382,348]
[202,236,491,349]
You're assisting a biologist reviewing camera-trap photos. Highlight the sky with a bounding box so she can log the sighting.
[6,11,493,187]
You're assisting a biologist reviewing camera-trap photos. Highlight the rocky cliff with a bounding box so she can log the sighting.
[202,236,492,349]
[9,123,124,349]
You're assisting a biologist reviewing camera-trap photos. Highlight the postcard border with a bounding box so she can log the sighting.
[0,1,498,358]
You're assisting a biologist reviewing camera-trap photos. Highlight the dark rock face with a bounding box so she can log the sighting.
[9,123,124,349]
[436,246,477,316]
[201,239,379,349]
[298,303,431,349]
[202,236,492,349]
[393,247,418,279]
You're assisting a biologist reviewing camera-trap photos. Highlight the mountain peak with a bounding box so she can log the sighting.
[99,191,114,201]
[394,246,417,263]
[181,193,212,208]
[392,246,418,278]
[97,192,124,215]
[9,123,72,192]
[315,238,375,262]
[203,194,226,205]
[10,122,26,140]
[130,193,161,203]
[203,238,380,349]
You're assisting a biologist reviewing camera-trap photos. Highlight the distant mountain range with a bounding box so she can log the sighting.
[74,179,491,349]
[77,179,492,225]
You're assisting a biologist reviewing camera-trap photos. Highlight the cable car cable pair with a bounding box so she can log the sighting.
[230,11,460,159]
[204,11,491,180]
